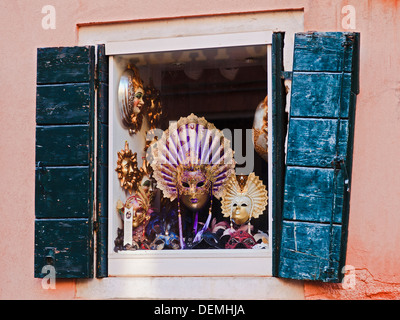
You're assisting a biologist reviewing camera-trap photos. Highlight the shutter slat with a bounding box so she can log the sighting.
[277,32,359,282]
[34,219,91,278]
[36,125,90,166]
[286,118,349,168]
[36,83,91,124]
[293,32,354,72]
[283,167,343,224]
[37,46,93,84]
[290,73,351,118]
[35,167,90,218]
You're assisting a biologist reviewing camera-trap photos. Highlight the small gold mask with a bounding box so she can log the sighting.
[117,186,151,228]
[221,173,268,226]
[115,141,143,194]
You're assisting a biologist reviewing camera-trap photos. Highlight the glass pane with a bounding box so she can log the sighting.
[112,45,269,251]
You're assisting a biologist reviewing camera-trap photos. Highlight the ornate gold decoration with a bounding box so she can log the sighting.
[116,186,151,228]
[143,79,163,130]
[115,141,144,194]
[252,96,268,162]
[221,172,268,226]
[151,113,236,201]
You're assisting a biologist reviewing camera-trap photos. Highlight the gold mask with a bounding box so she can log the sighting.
[177,166,211,211]
[115,141,143,194]
[231,195,252,225]
[116,186,151,228]
[221,173,268,226]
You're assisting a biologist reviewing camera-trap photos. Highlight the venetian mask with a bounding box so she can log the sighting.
[252,96,268,162]
[177,166,211,211]
[124,197,147,228]
[231,195,252,225]
[118,65,145,135]
[221,173,268,226]
[116,186,151,228]
[143,81,163,130]
[225,229,256,249]
[115,141,143,194]
[151,113,236,248]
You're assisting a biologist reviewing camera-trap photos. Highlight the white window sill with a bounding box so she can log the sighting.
[108,248,272,277]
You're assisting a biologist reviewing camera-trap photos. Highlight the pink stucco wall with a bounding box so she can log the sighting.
[0,0,399,299]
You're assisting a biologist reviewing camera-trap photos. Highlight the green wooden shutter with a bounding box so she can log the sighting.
[35,46,96,278]
[278,32,360,282]
[271,32,288,277]
[96,44,109,278]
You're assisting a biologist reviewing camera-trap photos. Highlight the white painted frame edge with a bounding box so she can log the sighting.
[105,30,273,55]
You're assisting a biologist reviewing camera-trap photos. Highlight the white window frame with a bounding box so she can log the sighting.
[107,31,273,277]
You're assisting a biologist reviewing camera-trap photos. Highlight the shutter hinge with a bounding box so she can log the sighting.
[281,71,292,80]
[331,157,350,192]
[342,34,355,47]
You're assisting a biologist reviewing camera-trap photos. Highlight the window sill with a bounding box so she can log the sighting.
[108,248,272,277]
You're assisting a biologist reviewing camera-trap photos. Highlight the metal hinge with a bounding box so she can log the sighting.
[281,71,293,80]
[331,156,350,192]
[93,220,99,232]
[94,63,99,89]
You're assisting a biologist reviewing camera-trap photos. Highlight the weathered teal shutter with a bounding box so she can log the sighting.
[277,32,360,282]
[35,46,96,278]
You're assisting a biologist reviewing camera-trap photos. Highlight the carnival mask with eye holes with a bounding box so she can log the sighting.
[177,166,211,211]
[116,186,151,228]
[221,173,268,229]
[150,232,180,250]
[231,195,252,226]
[151,113,236,249]
[225,229,256,249]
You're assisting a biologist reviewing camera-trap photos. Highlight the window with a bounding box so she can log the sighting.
[107,32,273,276]
[35,11,359,290]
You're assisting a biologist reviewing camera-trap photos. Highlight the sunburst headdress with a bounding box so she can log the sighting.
[115,141,144,194]
[151,113,236,248]
[221,172,268,233]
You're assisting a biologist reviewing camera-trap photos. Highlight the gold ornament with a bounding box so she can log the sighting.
[221,172,268,227]
[252,96,268,162]
[115,141,144,194]
[116,186,151,228]
[143,79,163,130]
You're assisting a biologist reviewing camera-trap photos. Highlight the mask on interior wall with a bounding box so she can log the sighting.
[221,172,268,234]
[118,65,145,135]
[143,79,163,130]
[252,96,268,162]
[116,186,152,250]
[115,141,144,194]
[151,113,236,249]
